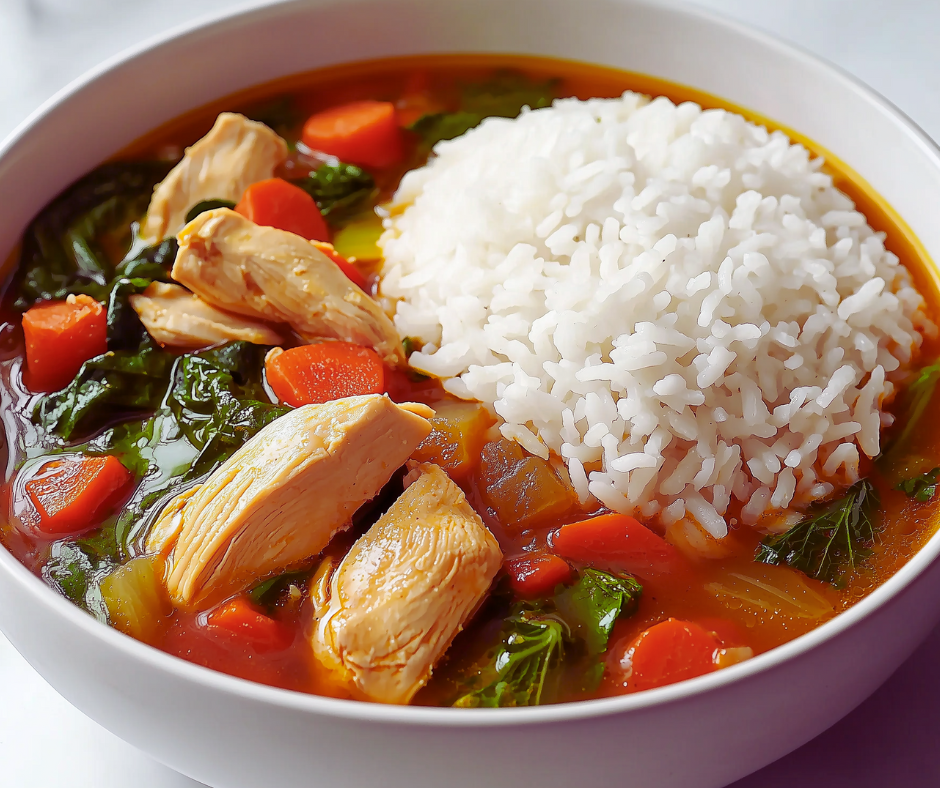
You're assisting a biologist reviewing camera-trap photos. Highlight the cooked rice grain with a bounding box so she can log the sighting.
[379,93,932,537]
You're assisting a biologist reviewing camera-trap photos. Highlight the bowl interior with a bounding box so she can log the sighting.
[2,0,940,728]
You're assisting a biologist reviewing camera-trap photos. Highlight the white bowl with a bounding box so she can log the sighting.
[2,1,940,787]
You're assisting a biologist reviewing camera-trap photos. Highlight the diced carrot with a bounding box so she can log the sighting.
[551,512,686,577]
[311,241,369,291]
[506,554,572,598]
[301,100,404,169]
[265,342,384,407]
[205,597,293,652]
[22,294,107,392]
[235,177,329,242]
[25,455,133,536]
[620,618,718,692]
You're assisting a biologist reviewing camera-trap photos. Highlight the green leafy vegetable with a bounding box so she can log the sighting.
[244,96,300,139]
[297,163,376,225]
[33,341,174,440]
[756,479,880,586]
[185,200,236,224]
[103,342,287,553]
[248,570,308,609]
[15,161,172,309]
[409,112,482,148]
[453,608,566,708]
[453,568,642,707]
[409,71,559,148]
[41,538,115,623]
[555,569,642,655]
[896,467,940,502]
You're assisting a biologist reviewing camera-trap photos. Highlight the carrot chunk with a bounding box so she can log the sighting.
[312,241,369,291]
[265,342,385,407]
[22,294,107,391]
[205,597,293,652]
[25,455,133,536]
[506,553,572,598]
[301,101,404,169]
[551,512,685,577]
[235,177,329,242]
[620,618,718,692]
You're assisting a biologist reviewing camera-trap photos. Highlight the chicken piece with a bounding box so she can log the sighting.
[129,282,283,349]
[310,462,502,704]
[139,113,288,244]
[173,208,404,364]
[155,395,433,607]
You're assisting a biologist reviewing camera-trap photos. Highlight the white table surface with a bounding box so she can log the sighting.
[2,1,940,785]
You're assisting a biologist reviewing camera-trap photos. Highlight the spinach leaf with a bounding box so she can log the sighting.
[33,341,174,441]
[756,479,880,586]
[105,342,287,553]
[244,96,300,139]
[15,161,172,309]
[185,200,236,224]
[879,361,940,484]
[453,608,567,708]
[555,569,642,655]
[896,467,940,502]
[297,163,376,225]
[409,72,559,148]
[41,540,114,623]
[409,112,483,148]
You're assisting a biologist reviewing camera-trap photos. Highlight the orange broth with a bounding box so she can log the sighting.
[2,55,940,705]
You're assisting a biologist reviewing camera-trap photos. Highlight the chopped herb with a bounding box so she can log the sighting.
[896,467,940,502]
[554,569,642,655]
[453,607,566,708]
[248,570,308,609]
[297,163,376,225]
[402,336,419,357]
[185,199,236,224]
[756,479,880,586]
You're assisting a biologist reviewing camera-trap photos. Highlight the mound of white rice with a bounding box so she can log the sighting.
[379,92,932,538]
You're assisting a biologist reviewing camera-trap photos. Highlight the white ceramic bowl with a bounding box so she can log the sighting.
[2,2,940,787]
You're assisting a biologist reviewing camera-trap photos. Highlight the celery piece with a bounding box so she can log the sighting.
[100,555,172,644]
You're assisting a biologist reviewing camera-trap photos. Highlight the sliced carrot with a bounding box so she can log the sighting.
[312,241,369,291]
[551,512,686,577]
[22,294,107,392]
[620,618,718,692]
[25,455,133,536]
[235,177,329,242]
[301,100,404,169]
[205,597,293,652]
[265,342,385,407]
[506,554,572,598]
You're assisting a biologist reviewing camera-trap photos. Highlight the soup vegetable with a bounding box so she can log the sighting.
[1,56,939,707]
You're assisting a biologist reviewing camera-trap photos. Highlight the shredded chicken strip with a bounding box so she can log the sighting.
[140,113,288,243]
[130,282,282,349]
[150,396,433,607]
[173,208,404,364]
[310,462,502,704]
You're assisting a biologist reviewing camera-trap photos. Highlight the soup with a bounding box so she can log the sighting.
[1,55,938,707]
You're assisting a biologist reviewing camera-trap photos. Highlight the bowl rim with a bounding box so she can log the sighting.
[3,0,940,728]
